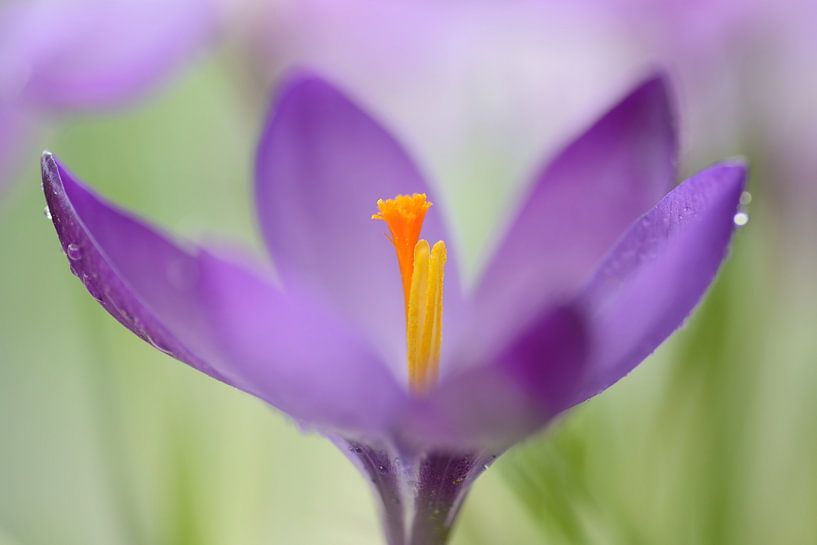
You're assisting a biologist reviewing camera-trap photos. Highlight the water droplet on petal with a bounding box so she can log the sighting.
[66,243,81,260]
[740,191,752,205]
[733,212,749,227]
[43,206,52,220]
[377,465,387,473]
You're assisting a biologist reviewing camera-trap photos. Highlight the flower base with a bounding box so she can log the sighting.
[340,439,498,545]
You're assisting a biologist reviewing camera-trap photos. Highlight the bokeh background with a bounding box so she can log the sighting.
[1,1,816,544]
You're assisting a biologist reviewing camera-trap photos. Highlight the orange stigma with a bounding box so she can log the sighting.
[373,193,446,393]
[371,193,433,312]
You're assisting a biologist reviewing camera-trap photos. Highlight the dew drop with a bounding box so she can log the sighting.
[66,243,81,260]
[733,212,749,227]
[377,464,387,473]
[740,191,752,206]
[43,205,52,220]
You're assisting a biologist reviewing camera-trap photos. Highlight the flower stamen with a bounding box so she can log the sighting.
[373,194,445,393]
[407,240,446,392]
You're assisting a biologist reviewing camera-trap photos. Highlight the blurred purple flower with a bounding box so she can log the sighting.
[253,0,814,257]
[252,0,653,225]
[0,0,216,188]
[42,73,744,545]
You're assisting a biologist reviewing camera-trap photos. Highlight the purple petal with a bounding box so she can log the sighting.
[2,0,214,110]
[255,73,460,373]
[195,250,407,436]
[572,161,746,406]
[403,306,587,451]
[43,153,404,435]
[41,152,226,380]
[466,75,676,360]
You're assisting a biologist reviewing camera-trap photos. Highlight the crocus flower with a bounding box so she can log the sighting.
[42,72,746,545]
[0,0,215,189]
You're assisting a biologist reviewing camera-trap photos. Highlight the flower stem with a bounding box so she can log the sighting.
[338,439,499,545]
[344,440,407,545]
[408,453,477,545]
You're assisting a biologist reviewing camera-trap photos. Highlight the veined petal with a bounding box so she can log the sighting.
[41,152,225,379]
[2,0,215,110]
[195,250,407,434]
[572,161,747,406]
[403,306,587,451]
[255,73,461,371]
[467,75,676,359]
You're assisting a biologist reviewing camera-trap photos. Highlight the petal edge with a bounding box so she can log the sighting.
[573,160,747,406]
